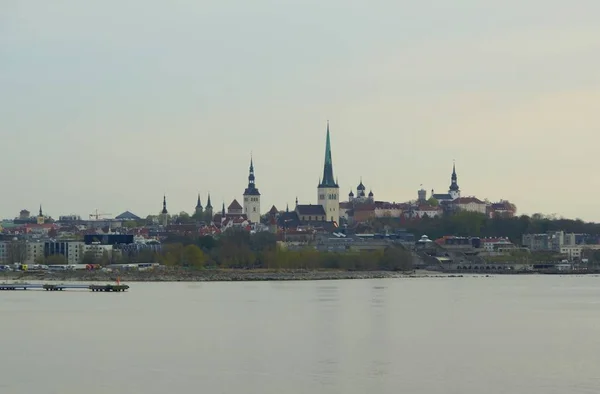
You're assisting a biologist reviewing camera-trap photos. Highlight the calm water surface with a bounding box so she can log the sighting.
[2,276,600,394]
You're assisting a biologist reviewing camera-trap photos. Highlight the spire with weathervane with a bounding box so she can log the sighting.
[160,195,169,226]
[448,161,460,199]
[318,121,338,188]
[195,194,203,215]
[243,153,261,223]
[317,120,340,223]
[37,204,45,225]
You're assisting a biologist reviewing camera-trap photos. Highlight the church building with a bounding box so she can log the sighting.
[431,163,461,202]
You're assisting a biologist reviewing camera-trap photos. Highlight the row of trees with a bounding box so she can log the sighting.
[370,212,600,243]
[138,230,413,271]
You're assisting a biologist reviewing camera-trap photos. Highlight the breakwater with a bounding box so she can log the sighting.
[0,269,445,282]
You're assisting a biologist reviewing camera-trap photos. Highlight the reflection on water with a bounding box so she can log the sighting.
[1,276,600,393]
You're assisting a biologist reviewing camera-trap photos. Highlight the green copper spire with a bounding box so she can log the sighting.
[319,120,338,188]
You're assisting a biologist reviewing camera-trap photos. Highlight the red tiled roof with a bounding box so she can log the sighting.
[353,204,375,212]
[268,205,278,215]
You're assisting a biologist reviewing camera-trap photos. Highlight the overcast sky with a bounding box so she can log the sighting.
[2,0,600,221]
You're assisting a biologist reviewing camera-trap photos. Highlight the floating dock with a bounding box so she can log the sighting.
[0,283,129,292]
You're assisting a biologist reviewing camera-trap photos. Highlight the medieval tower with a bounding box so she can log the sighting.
[243,155,261,224]
[317,121,339,223]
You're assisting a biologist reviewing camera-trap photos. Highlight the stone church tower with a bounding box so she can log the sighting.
[243,155,261,224]
[317,121,339,223]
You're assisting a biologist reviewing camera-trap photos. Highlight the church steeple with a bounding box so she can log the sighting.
[37,204,44,225]
[318,121,338,188]
[161,195,168,214]
[206,193,212,209]
[449,161,459,192]
[244,154,260,196]
[195,194,203,215]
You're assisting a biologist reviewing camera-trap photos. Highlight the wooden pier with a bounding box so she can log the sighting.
[0,283,129,292]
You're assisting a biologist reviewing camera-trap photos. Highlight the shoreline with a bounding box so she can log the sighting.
[0,269,454,282]
[2,269,596,283]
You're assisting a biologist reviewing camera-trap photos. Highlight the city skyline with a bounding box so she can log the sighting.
[3,1,600,221]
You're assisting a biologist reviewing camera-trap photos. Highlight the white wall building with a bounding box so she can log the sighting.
[450,197,487,214]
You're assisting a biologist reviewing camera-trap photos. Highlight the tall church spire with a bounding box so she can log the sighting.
[319,120,338,188]
[244,154,260,196]
[162,195,168,214]
[206,193,212,209]
[449,161,459,191]
[196,194,202,209]
[39,204,43,217]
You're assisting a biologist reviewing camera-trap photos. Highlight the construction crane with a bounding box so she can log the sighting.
[89,209,112,220]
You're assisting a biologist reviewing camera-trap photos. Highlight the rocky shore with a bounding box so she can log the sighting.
[0,269,450,282]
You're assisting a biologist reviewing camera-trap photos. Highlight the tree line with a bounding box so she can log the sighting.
[133,229,413,271]
[370,212,600,244]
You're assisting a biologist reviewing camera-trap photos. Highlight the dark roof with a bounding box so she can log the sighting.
[278,211,301,228]
[228,199,243,210]
[115,211,141,220]
[357,181,365,190]
[432,193,453,200]
[268,205,279,215]
[243,186,260,196]
[295,204,326,216]
[213,213,248,222]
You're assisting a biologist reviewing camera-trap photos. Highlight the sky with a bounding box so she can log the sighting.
[2,0,600,221]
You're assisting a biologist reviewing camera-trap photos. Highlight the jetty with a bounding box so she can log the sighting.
[0,283,129,292]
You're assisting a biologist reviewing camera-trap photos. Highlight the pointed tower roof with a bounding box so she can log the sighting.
[161,195,168,214]
[449,161,460,191]
[318,120,339,189]
[222,202,226,216]
[206,193,213,209]
[196,194,202,209]
[357,178,366,190]
[244,154,260,196]
[38,204,43,217]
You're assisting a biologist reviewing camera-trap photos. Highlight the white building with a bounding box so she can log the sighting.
[560,244,600,260]
[481,237,515,252]
[449,197,487,214]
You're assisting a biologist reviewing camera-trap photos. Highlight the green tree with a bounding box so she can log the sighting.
[177,211,193,224]
[182,244,207,268]
[379,246,413,271]
[426,197,439,207]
